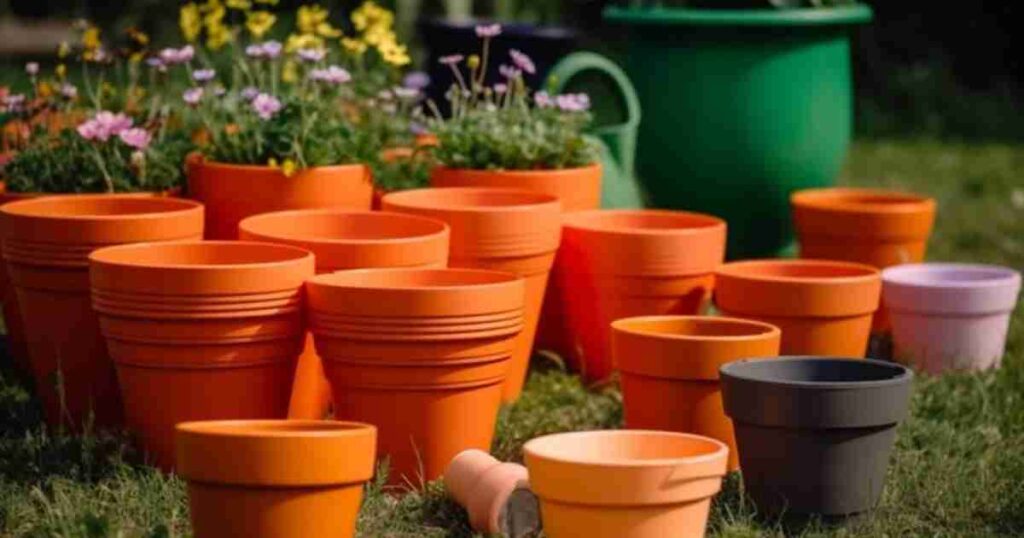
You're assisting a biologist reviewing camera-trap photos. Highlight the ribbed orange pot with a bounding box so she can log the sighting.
[430,164,603,365]
[792,187,936,331]
[239,210,451,420]
[715,260,882,357]
[0,188,36,374]
[89,241,314,470]
[177,420,376,538]
[187,157,373,240]
[524,430,728,538]
[382,188,561,402]
[307,268,525,484]
[612,316,781,471]
[1,195,203,431]
[559,210,727,382]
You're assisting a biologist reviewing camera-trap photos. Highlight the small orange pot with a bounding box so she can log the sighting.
[0,188,36,374]
[559,210,727,382]
[177,420,376,538]
[524,430,728,538]
[89,241,315,470]
[715,260,882,357]
[239,210,451,420]
[1,195,203,431]
[792,187,936,331]
[187,157,373,240]
[307,268,525,484]
[444,449,537,536]
[611,316,781,471]
[382,188,561,402]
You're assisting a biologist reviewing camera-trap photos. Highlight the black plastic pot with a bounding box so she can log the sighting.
[720,357,913,516]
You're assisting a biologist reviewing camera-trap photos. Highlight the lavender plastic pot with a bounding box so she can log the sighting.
[882,263,1022,374]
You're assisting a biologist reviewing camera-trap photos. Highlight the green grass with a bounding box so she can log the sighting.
[2,140,1023,537]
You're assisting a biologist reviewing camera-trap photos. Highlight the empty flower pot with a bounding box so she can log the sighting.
[239,209,451,420]
[444,449,540,537]
[187,157,373,240]
[882,263,1022,374]
[715,260,882,357]
[611,316,781,471]
[1,195,204,431]
[721,357,913,516]
[89,241,315,470]
[560,209,727,382]
[176,420,376,538]
[307,268,525,484]
[524,430,728,538]
[382,188,562,402]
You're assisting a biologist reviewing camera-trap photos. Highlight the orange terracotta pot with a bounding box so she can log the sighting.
[715,260,882,357]
[89,241,315,470]
[559,210,727,382]
[1,195,203,431]
[382,188,561,402]
[430,164,603,365]
[177,420,376,538]
[444,449,537,536]
[611,316,781,471]
[187,157,373,240]
[239,209,451,420]
[0,188,36,374]
[524,430,728,538]
[791,188,936,332]
[307,268,525,484]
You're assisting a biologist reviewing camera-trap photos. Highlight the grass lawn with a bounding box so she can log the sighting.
[2,140,1023,537]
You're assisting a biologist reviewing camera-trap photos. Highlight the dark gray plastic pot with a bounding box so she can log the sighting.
[720,357,913,516]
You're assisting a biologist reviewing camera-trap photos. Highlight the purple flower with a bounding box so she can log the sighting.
[145,57,166,71]
[241,86,260,101]
[118,127,152,150]
[534,91,553,108]
[76,111,134,142]
[475,23,502,38]
[192,69,216,83]
[499,64,521,80]
[183,87,204,106]
[25,62,39,76]
[297,48,326,62]
[438,54,464,66]
[493,83,507,95]
[393,87,419,100]
[556,92,590,112]
[2,94,25,113]
[509,49,535,75]
[159,45,195,65]
[402,71,430,90]
[262,41,283,58]
[245,44,265,58]
[76,121,99,140]
[60,84,78,99]
[251,93,282,120]
[309,65,351,85]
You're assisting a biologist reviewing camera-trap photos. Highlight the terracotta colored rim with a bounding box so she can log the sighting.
[176,420,376,486]
[190,157,367,175]
[433,164,601,181]
[525,430,727,468]
[720,357,912,390]
[792,187,937,241]
[715,259,881,318]
[792,187,934,214]
[612,315,780,342]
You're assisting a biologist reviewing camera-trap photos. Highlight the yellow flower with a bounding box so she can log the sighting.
[281,159,297,177]
[37,81,54,99]
[206,23,232,50]
[378,41,410,67]
[316,22,342,38]
[268,157,279,168]
[81,26,101,51]
[281,60,298,83]
[226,0,251,9]
[200,0,222,13]
[204,3,227,27]
[179,3,202,42]
[246,10,276,38]
[285,33,323,53]
[297,4,330,35]
[55,64,67,79]
[255,0,278,4]
[351,1,393,33]
[57,41,71,59]
[467,54,480,70]
[341,37,368,56]
[361,25,392,46]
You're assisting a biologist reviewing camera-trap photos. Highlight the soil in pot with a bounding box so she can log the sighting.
[239,209,451,420]
[721,357,913,516]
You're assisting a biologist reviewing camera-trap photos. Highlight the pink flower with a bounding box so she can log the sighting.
[556,93,591,112]
[262,41,283,58]
[76,111,134,142]
[251,93,283,120]
[402,71,430,90]
[192,69,216,83]
[534,91,553,108]
[438,54,464,66]
[159,45,195,65]
[493,83,508,95]
[509,49,535,75]
[76,121,100,141]
[241,86,259,101]
[2,94,25,113]
[60,84,78,99]
[499,64,521,80]
[309,66,352,84]
[119,128,152,150]
[25,62,39,76]
[183,87,204,106]
[475,24,502,38]
[297,48,326,62]
[146,57,166,71]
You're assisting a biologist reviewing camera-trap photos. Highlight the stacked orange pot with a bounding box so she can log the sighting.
[239,209,451,419]
[559,210,727,382]
[307,268,525,484]
[0,195,203,431]
[89,241,314,469]
[0,188,35,374]
[382,188,561,401]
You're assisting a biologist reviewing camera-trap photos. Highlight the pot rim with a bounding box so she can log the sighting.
[189,155,367,174]
[382,187,561,215]
[176,419,374,439]
[720,357,912,390]
[0,194,201,223]
[432,163,602,177]
[563,208,726,237]
[89,240,314,271]
[239,209,450,246]
[882,263,1022,291]
[603,4,872,27]
[716,258,879,285]
[791,187,935,215]
[612,315,780,343]
[311,267,522,292]
[523,429,728,468]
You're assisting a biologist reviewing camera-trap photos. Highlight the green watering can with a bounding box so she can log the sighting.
[549,52,647,209]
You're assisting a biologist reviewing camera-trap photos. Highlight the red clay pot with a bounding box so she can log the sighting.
[1,195,203,431]
[611,316,781,471]
[382,188,561,402]
[444,449,538,536]
[715,259,882,357]
[187,157,373,240]
[177,420,376,538]
[307,268,525,484]
[239,210,451,420]
[559,210,727,382]
[89,241,314,469]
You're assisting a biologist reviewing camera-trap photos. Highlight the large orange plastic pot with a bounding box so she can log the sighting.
[0,189,35,374]
[611,316,781,471]
[89,241,315,470]
[187,157,372,240]
[382,188,561,402]
[1,195,203,431]
[715,260,882,357]
[239,210,451,420]
[307,268,525,484]
[177,420,376,538]
[792,187,936,332]
[524,430,728,538]
[559,210,727,382]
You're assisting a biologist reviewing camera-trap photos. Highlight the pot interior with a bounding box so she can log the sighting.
[179,420,370,438]
[93,241,310,267]
[722,358,908,387]
[3,196,195,218]
[569,210,722,233]
[244,211,447,242]
[615,316,777,340]
[387,188,557,210]
[526,431,724,465]
[723,260,876,280]
[884,263,1020,288]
